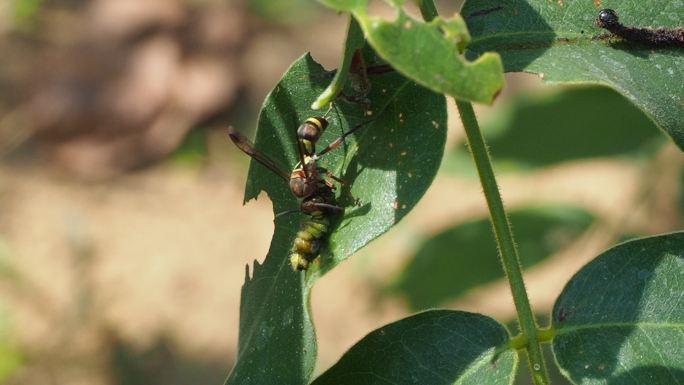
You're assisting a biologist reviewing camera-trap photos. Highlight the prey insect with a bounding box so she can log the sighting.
[229,112,365,271]
[596,9,684,47]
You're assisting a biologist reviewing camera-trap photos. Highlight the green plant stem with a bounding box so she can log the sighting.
[537,327,556,342]
[415,1,548,382]
[456,101,549,385]
[311,16,364,110]
[415,0,438,21]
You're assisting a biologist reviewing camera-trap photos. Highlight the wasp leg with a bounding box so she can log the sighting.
[311,202,344,213]
[317,167,347,186]
[315,120,372,158]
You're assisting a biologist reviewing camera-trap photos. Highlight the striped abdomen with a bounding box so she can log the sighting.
[290,213,330,271]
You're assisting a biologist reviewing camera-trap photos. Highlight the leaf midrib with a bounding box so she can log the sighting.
[555,321,684,336]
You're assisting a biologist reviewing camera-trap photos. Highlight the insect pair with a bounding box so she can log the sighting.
[229,107,366,271]
[596,9,684,47]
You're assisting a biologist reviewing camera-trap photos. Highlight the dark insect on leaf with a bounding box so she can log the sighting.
[596,9,684,47]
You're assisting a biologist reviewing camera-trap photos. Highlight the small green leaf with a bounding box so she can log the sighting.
[312,16,365,110]
[552,232,684,384]
[312,310,517,385]
[390,205,595,310]
[227,53,446,384]
[316,1,505,103]
[357,10,504,103]
[462,0,684,150]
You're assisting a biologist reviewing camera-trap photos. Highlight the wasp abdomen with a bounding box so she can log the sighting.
[290,215,330,271]
[297,117,329,156]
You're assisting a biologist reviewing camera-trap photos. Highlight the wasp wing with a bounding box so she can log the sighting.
[228,128,290,182]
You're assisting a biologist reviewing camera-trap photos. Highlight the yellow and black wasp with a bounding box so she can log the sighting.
[229,112,365,271]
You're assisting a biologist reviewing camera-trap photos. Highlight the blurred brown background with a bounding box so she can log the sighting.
[0,1,682,384]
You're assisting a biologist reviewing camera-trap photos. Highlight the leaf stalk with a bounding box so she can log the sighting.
[311,16,364,110]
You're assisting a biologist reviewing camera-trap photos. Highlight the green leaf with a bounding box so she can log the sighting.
[359,10,504,103]
[311,16,365,110]
[312,310,517,385]
[462,0,684,150]
[552,232,684,384]
[444,85,663,174]
[481,85,662,167]
[317,1,505,103]
[227,53,446,384]
[389,205,595,310]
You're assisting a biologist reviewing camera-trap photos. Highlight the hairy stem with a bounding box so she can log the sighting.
[415,0,549,383]
[415,0,439,21]
[456,101,549,385]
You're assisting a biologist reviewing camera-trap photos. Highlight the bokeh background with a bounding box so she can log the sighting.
[0,1,682,384]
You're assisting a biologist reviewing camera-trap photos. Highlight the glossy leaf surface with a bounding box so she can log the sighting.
[318,0,505,103]
[312,310,517,385]
[553,232,684,384]
[462,0,684,150]
[226,53,446,384]
[447,85,663,174]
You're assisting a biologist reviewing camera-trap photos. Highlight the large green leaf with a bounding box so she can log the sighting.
[389,205,595,310]
[552,232,684,384]
[312,310,517,385]
[462,0,684,150]
[444,85,663,175]
[318,0,505,103]
[226,53,446,384]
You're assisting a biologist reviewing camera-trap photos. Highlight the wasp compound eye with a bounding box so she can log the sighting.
[597,9,619,29]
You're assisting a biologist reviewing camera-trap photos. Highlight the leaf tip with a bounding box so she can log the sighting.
[244,263,251,281]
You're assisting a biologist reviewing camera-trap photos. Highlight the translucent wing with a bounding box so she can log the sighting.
[228,128,289,182]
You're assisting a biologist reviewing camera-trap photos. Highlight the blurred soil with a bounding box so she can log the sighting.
[0,1,682,385]
[0,0,346,179]
[2,127,681,385]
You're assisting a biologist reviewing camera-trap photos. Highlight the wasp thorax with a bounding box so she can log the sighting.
[289,165,318,198]
[597,9,619,29]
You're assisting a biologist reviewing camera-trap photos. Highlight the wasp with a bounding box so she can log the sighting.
[229,112,365,271]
